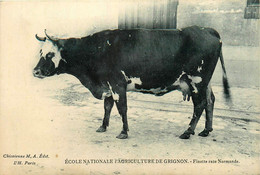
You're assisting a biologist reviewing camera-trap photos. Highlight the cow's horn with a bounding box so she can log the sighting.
[35,34,46,41]
[44,29,58,41]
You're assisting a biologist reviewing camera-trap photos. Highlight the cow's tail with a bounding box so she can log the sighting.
[219,48,231,101]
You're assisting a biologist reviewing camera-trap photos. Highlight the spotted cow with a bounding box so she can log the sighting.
[33,26,231,139]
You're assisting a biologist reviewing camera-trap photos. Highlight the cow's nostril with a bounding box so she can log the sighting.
[33,69,41,77]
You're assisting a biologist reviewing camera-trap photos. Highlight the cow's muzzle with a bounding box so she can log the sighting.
[33,69,45,79]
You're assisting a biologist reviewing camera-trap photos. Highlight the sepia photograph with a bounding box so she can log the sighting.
[0,0,259,174]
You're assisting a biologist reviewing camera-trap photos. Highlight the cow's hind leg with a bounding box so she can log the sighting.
[96,96,114,132]
[198,84,215,137]
[179,91,207,139]
[107,81,129,139]
[115,90,129,139]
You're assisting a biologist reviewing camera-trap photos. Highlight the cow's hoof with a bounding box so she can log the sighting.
[116,131,128,139]
[198,129,212,137]
[179,133,190,139]
[96,126,106,132]
[179,130,195,139]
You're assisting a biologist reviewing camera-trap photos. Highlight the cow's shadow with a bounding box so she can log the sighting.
[51,83,90,107]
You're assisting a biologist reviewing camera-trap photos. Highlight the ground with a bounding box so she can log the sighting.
[0,46,259,175]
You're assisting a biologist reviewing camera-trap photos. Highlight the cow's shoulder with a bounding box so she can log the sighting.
[89,29,133,40]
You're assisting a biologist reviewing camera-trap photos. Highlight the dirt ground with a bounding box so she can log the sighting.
[1,55,260,174]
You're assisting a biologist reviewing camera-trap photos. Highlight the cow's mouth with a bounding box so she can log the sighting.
[33,69,57,78]
[33,72,46,79]
[33,69,48,78]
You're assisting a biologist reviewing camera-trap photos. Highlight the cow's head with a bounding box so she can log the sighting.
[33,30,65,78]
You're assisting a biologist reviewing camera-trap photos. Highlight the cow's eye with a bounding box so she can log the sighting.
[46,53,54,59]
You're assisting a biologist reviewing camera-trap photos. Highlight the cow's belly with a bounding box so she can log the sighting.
[125,75,189,96]
[127,84,170,96]
[122,70,201,98]
[100,70,202,101]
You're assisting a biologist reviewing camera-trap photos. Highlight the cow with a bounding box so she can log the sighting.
[33,26,231,139]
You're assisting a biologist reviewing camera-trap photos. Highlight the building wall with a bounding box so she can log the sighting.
[118,0,179,29]
[177,0,259,46]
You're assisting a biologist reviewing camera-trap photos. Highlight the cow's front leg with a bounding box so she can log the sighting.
[115,91,128,139]
[96,96,114,132]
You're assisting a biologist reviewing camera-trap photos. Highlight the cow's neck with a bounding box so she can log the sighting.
[57,52,103,99]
